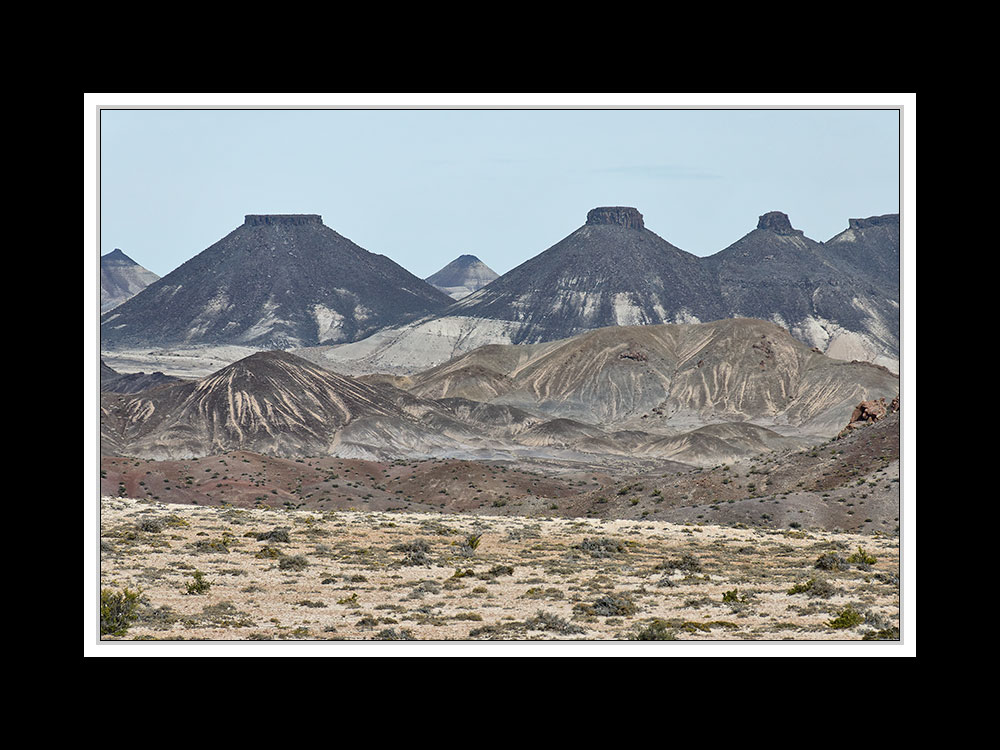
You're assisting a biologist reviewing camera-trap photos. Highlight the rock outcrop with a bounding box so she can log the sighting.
[243,214,323,227]
[756,211,802,236]
[585,206,645,230]
[838,396,900,438]
[849,214,898,230]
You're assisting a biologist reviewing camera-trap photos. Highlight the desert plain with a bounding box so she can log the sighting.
[98,491,900,644]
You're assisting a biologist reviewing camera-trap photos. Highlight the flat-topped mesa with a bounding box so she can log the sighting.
[586,206,645,230]
[757,211,802,236]
[244,214,323,227]
[849,214,899,230]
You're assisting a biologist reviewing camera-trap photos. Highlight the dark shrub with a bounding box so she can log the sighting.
[279,555,309,571]
[256,528,291,543]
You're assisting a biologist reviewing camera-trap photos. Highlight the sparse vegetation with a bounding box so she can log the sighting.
[575,593,638,618]
[815,552,848,571]
[575,537,628,558]
[863,626,900,641]
[847,546,878,567]
[98,494,899,642]
[524,611,585,635]
[278,555,309,571]
[633,619,677,641]
[185,570,211,595]
[100,586,142,636]
[393,539,432,566]
[256,527,291,543]
[828,606,865,629]
[458,533,482,557]
[787,578,838,598]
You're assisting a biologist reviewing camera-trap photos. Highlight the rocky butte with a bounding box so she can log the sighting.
[585,206,646,230]
[755,210,803,236]
[243,214,324,227]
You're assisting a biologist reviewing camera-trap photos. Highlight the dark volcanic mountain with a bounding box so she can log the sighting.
[311,207,900,375]
[425,254,499,299]
[706,211,899,367]
[100,214,454,350]
[707,211,845,322]
[447,207,723,340]
[823,214,901,293]
[100,249,160,313]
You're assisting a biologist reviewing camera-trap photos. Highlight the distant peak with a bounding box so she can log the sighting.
[848,214,899,230]
[103,248,133,262]
[456,254,482,263]
[244,214,323,227]
[757,211,799,235]
[586,206,644,230]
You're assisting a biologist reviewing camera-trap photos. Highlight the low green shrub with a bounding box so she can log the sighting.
[847,546,877,566]
[185,570,211,595]
[100,586,142,636]
[828,605,865,629]
[633,619,677,641]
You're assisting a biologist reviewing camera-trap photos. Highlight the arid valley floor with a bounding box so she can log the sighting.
[98,494,900,644]
[97,408,903,646]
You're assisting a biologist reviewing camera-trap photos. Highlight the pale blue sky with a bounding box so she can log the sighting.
[99,104,901,279]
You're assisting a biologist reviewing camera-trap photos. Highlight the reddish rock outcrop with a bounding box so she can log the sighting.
[838,396,900,438]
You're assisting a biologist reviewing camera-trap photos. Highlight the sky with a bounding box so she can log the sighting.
[95,96,903,280]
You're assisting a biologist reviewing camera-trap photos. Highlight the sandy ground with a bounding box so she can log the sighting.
[96,495,903,649]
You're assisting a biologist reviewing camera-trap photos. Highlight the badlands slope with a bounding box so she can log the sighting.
[398,318,899,436]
